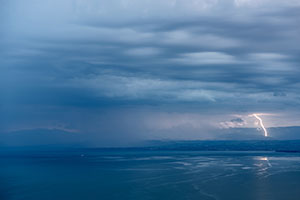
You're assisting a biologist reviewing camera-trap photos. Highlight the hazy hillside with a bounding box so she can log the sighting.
[1,126,300,148]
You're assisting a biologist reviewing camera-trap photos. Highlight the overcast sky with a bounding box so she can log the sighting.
[1,0,300,146]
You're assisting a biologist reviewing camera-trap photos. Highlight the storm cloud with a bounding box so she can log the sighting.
[1,0,300,146]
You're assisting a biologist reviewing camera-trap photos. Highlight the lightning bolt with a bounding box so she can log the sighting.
[253,114,268,137]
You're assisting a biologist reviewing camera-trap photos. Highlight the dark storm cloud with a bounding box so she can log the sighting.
[231,118,244,123]
[1,0,300,145]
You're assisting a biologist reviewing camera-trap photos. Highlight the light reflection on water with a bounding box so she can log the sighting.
[1,151,300,200]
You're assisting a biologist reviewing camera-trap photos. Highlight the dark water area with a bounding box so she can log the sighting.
[1,150,300,200]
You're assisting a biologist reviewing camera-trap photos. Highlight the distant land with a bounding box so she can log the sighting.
[139,140,300,152]
[219,126,300,140]
[1,127,300,152]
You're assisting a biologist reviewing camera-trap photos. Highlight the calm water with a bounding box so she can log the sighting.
[1,150,300,200]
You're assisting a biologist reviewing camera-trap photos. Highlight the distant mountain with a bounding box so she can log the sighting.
[269,126,300,139]
[0,129,86,147]
[138,126,300,152]
[142,140,300,152]
[218,126,300,140]
[1,126,300,148]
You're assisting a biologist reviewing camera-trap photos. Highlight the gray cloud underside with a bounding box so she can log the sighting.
[1,0,300,143]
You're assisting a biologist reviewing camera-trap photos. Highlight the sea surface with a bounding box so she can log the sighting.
[1,150,300,200]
